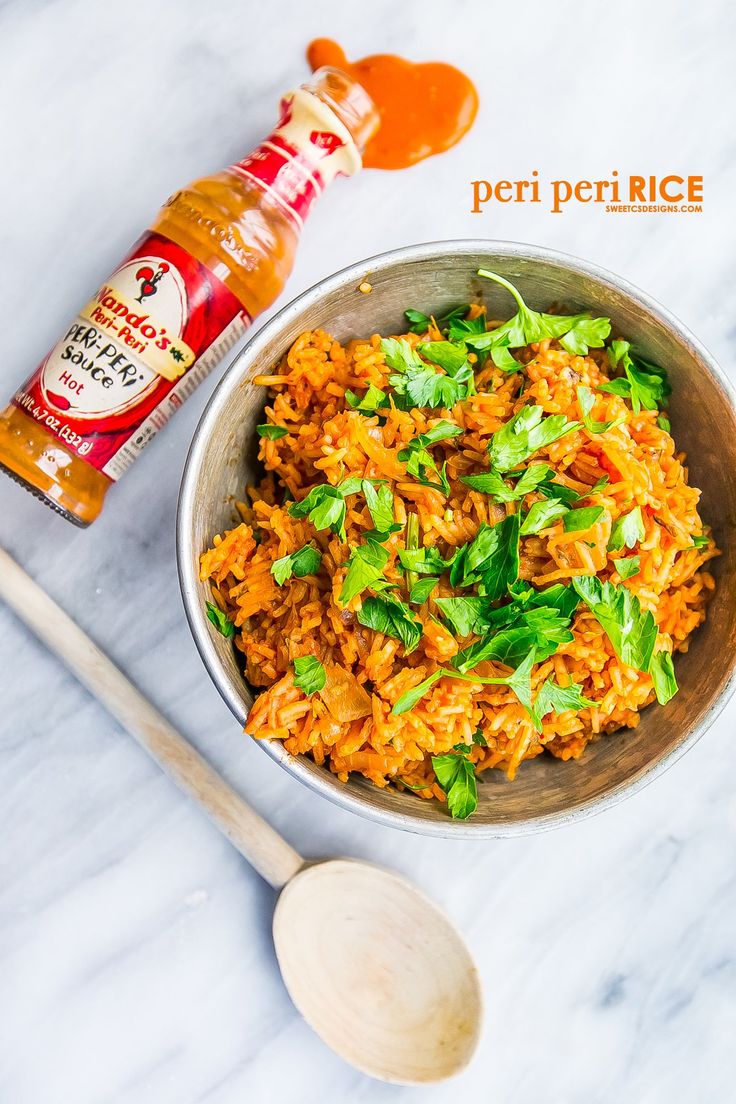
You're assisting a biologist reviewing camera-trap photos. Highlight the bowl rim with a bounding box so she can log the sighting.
[177,238,736,838]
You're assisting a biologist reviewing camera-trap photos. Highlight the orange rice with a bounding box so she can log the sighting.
[200,320,718,804]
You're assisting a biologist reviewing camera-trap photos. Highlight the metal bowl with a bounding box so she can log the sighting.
[177,240,736,838]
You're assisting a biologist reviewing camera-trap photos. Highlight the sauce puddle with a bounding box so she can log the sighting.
[307,38,478,169]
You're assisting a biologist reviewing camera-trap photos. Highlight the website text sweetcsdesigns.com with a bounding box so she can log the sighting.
[471,173,703,214]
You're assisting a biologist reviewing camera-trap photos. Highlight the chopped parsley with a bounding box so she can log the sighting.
[271,544,322,585]
[488,404,581,472]
[431,744,477,819]
[577,385,622,434]
[572,576,657,672]
[599,341,670,413]
[293,656,326,696]
[381,337,471,409]
[650,649,678,705]
[608,506,645,552]
[461,463,551,501]
[563,506,604,533]
[615,555,641,580]
[257,423,289,440]
[404,304,471,336]
[520,498,569,535]
[450,514,520,600]
[362,479,397,535]
[206,601,235,638]
[397,421,462,494]
[288,478,363,541]
[339,541,390,604]
[409,576,439,604]
[346,384,389,415]
[467,270,611,368]
[357,593,423,653]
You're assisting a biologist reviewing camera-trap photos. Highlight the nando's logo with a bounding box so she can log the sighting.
[134,261,170,303]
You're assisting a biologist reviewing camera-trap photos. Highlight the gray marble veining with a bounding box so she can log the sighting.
[1,1,735,1101]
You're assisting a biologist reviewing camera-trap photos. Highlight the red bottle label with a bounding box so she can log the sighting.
[11,232,250,480]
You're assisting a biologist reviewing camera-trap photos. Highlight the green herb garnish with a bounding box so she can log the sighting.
[469,270,611,364]
[293,656,326,696]
[460,463,552,502]
[488,404,581,472]
[271,544,322,585]
[451,514,520,600]
[409,577,439,604]
[577,385,622,435]
[650,650,678,705]
[382,338,469,409]
[404,304,471,336]
[615,555,641,580]
[362,479,397,535]
[345,384,390,415]
[608,506,645,552]
[563,506,604,533]
[572,576,657,672]
[397,421,462,494]
[257,423,289,440]
[599,341,670,413]
[206,601,235,638]
[432,744,477,819]
[339,541,390,604]
[357,593,423,653]
[520,498,569,535]
[288,478,363,541]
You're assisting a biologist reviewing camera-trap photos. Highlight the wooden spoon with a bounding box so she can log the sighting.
[0,547,482,1084]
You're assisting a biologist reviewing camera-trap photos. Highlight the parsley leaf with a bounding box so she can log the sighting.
[404,304,471,336]
[572,575,657,672]
[271,544,322,585]
[419,341,476,394]
[206,601,235,638]
[346,384,389,415]
[461,463,552,502]
[692,534,710,550]
[559,317,613,356]
[392,649,536,720]
[288,480,363,542]
[339,541,390,604]
[577,385,622,434]
[398,422,462,494]
[293,656,326,696]
[489,405,581,472]
[398,545,454,576]
[455,514,521,599]
[608,506,645,551]
[650,650,678,705]
[257,423,289,440]
[382,337,468,410]
[357,593,423,653]
[531,678,595,728]
[362,480,396,534]
[453,605,574,671]
[409,577,439,604]
[431,745,477,819]
[563,506,604,533]
[615,555,640,580]
[600,341,671,414]
[520,498,569,535]
[476,269,611,355]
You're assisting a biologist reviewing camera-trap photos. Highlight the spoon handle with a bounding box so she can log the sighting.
[0,546,304,890]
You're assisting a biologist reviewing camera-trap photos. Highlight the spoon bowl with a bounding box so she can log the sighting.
[273,859,482,1084]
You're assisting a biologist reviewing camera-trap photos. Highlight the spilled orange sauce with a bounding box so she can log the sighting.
[307,38,478,170]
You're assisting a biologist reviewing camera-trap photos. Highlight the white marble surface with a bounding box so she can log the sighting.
[1,1,735,1101]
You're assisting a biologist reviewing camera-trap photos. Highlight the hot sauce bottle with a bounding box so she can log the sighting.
[0,68,379,526]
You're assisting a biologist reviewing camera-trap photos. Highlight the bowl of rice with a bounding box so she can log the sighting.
[177,241,736,837]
